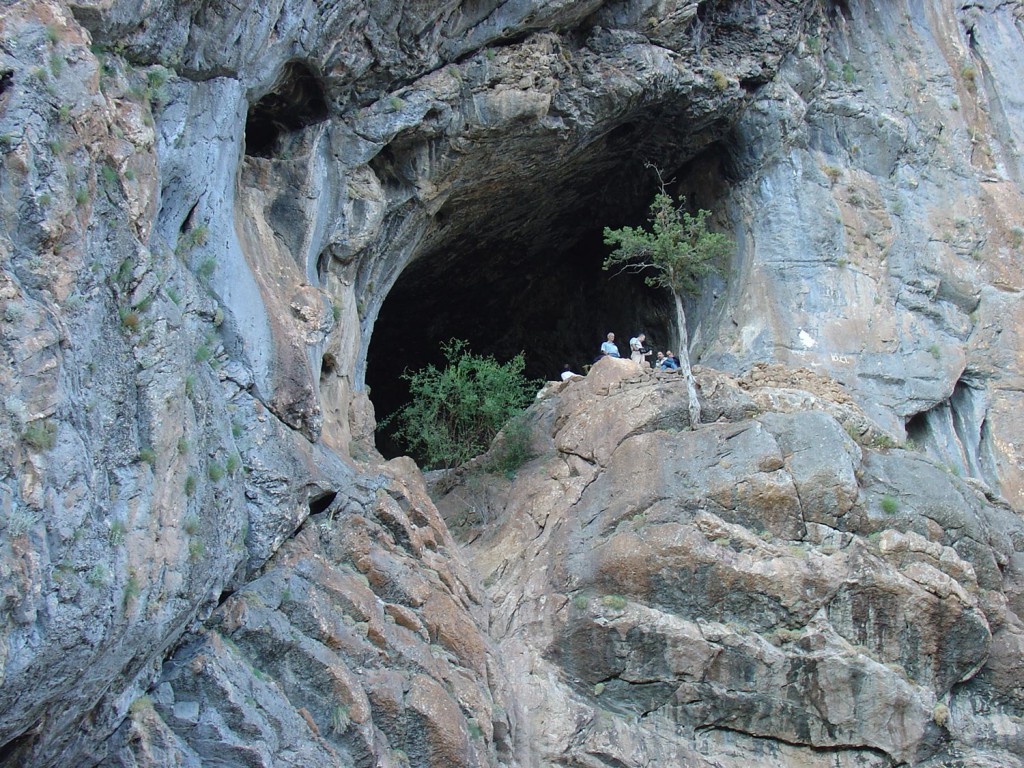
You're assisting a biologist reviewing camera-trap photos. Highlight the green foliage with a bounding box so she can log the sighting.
[384,339,539,470]
[603,188,731,297]
[842,62,856,84]
[194,345,212,363]
[189,539,205,561]
[119,307,141,330]
[881,494,899,515]
[208,462,225,482]
[483,414,534,477]
[331,705,351,735]
[177,437,189,455]
[138,447,156,465]
[22,420,57,451]
[183,513,200,535]
[123,572,140,606]
[100,164,118,186]
[184,374,196,398]
[87,564,110,587]
[75,187,89,206]
[5,507,37,538]
[197,257,216,281]
[109,520,128,546]
[928,343,942,359]
[961,64,977,91]
[226,452,241,475]
[601,595,628,611]
[184,473,197,496]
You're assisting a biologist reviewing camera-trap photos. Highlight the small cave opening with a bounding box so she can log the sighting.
[366,140,733,460]
[308,490,338,516]
[244,61,328,158]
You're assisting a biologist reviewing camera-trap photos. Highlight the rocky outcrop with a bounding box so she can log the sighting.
[1,0,1024,766]
[436,357,1024,767]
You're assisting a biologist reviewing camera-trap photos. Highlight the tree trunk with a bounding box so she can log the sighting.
[673,292,701,428]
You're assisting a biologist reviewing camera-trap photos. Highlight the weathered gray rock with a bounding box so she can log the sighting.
[1,0,1024,766]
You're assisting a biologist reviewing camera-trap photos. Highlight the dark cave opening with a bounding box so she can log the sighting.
[244,61,328,158]
[366,140,733,460]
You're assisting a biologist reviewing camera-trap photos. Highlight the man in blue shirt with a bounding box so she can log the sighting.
[600,333,620,358]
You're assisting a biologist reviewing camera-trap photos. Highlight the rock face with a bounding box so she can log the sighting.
[0,0,1023,766]
[436,358,1024,767]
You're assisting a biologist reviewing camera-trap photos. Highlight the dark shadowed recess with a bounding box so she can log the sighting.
[244,61,328,158]
[367,127,735,459]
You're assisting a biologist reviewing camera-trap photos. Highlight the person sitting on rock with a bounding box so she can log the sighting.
[629,333,652,367]
[660,351,680,370]
[600,333,620,358]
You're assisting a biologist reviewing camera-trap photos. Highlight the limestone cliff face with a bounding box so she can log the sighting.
[0,0,1023,766]
[437,358,1024,767]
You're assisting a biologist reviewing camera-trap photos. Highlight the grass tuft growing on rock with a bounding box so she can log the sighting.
[22,420,57,452]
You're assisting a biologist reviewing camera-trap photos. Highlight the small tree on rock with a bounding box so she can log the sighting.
[603,172,733,427]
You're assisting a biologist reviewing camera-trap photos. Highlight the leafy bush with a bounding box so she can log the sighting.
[483,414,534,477]
[22,420,57,452]
[384,339,539,469]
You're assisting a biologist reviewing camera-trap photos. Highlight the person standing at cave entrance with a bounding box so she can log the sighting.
[629,332,651,367]
[600,332,620,358]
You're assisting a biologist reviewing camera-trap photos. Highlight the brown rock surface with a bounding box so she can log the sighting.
[436,364,1024,767]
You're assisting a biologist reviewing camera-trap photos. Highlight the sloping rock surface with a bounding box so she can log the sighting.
[435,358,1024,767]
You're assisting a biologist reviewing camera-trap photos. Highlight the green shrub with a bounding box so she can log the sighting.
[138,447,156,465]
[383,339,539,469]
[194,345,211,363]
[601,595,628,611]
[208,462,225,482]
[184,473,197,496]
[961,64,977,90]
[22,420,57,451]
[123,572,140,606]
[183,514,200,535]
[483,414,534,477]
[881,494,899,514]
[842,62,856,84]
[197,257,216,281]
[119,308,141,330]
[226,452,241,474]
[87,564,110,587]
[189,539,205,561]
[109,520,127,546]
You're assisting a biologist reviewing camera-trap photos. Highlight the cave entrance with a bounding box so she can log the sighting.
[366,137,733,460]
